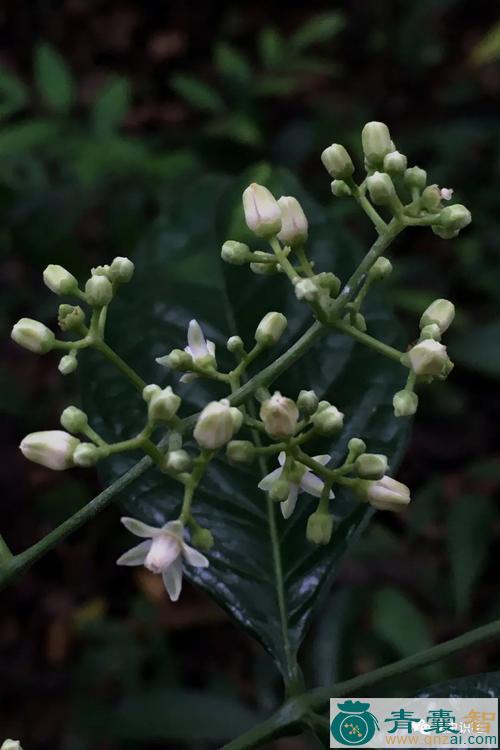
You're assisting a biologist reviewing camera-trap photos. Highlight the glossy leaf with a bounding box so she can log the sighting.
[419,672,500,698]
[82,167,409,677]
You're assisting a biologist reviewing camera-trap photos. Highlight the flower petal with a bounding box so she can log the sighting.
[116,540,152,566]
[187,319,208,359]
[313,454,331,466]
[300,472,326,498]
[161,556,183,601]
[207,340,216,357]
[258,467,282,491]
[180,372,198,384]
[182,543,209,568]
[121,516,159,538]
[162,520,184,538]
[278,451,286,466]
[155,355,170,368]
[281,483,299,519]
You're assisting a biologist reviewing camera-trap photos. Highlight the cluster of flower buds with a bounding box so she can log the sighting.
[1,741,22,750]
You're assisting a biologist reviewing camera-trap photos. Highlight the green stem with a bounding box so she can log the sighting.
[0,534,13,564]
[331,319,406,364]
[94,340,147,392]
[179,450,213,523]
[270,237,300,282]
[348,180,388,234]
[295,246,314,276]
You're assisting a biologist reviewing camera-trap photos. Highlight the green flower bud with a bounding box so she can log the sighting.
[242,183,282,238]
[194,399,235,450]
[316,272,341,296]
[421,185,442,212]
[43,264,78,295]
[420,323,441,340]
[85,275,113,307]
[438,204,472,231]
[277,196,308,246]
[58,353,78,375]
[343,312,366,332]
[166,449,192,473]
[142,384,162,402]
[312,405,344,436]
[11,318,55,354]
[226,440,255,465]
[109,256,135,283]
[431,225,459,240]
[91,265,111,277]
[420,298,455,334]
[260,391,299,439]
[230,407,244,433]
[60,406,88,433]
[58,304,85,332]
[255,311,287,346]
[316,400,331,413]
[191,527,214,551]
[404,166,427,191]
[269,478,290,503]
[293,277,319,302]
[369,256,393,280]
[331,179,352,197]
[249,251,278,274]
[393,390,418,418]
[297,389,319,416]
[227,335,244,354]
[306,511,334,545]
[163,349,193,371]
[321,143,355,180]
[383,150,407,175]
[73,442,101,467]
[20,430,79,470]
[348,437,366,457]
[407,339,451,377]
[361,121,393,167]
[221,240,251,265]
[366,171,396,205]
[355,453,388,480]
[358,475,411,512]
[148,386,181,422]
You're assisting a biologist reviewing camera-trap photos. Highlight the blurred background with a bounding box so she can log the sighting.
[1,1,500,748]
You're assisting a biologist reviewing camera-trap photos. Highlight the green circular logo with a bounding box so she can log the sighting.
[331,701,379,746]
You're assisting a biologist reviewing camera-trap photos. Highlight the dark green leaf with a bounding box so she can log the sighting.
[419,672,500,698]
[34,43,75,114]
[214,43,252,85]
[92,76,131,135]
[82,168,408,676]
[258,28,286,70]
[0,67,28,119]
[372,587,434,658]
[171,74,225,113]
[290,12,345,52]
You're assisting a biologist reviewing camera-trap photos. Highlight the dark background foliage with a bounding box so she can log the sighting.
[1,1,499,748]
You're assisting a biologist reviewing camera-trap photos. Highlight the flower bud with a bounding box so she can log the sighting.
[249,251,278,274]
[420,299,455,334]
[58,304,85,332]
[166,449,192,473]
[242,183,282,238]
[73,442,101,467]
[344,312,366,332]
[331,179,352,197]
[11,318,55,354]
[438,204,472,231]
[43,264,78,295]
[191,527,214,551]
[348,437,366,457]
[85,275,113,306]
[276,196,308,247]
[269,478,290,503]
[421,185,442,212]
[142,384,161,402]
[361,121,393,166]
[297,389,319,416]
[109,256,135,284]
[230,407,243,433]
[407,339,451,377]
[60,406,88,433]
[306,511,334,545]
[20,430,80,470]
[321,144,354,180]
[362,475,411,512]
[163,349,193,370]
[255,311,287,346]
[91,265,111,277]
[1,741,23,750]
[393,390,418,418]
[355,453,388,480]
[194,399,235,450]
[58,353,78,375]
[431,225,459,240]
[404,166,427,191]
[369,256,393,280]
[420,324,441,340]
[316,272,341,296]
[221,240,251,265]
[366,171,395,205]
[383,150,407,175]
[293,277,318,302]
[312,405,344,436]
[440,187,453,201]
[148,386,181,422]
[227,335,244,354]
[226,440,255,465]
[260,392,299,439]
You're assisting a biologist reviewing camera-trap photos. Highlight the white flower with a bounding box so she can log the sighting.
[440,187,453,201]
[117,517,209,602]
[258,452,334,519]
[20,430,80,470]
[181,319,216,383]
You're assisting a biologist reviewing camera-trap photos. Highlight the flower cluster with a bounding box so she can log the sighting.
[10,121,470,602]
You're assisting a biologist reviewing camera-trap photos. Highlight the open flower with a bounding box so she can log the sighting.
[180,319,216,383]
[116,517,209,601]
[258,452,334,519]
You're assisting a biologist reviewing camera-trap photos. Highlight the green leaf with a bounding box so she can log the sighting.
[214,43,252,85]
[290,12,345,52]
[372,587,433,658]
[258,28,286,70]
[92,76,131,135]
[449,321,500,377]
[470,22,500,66]
[447,494,494,614]
[419,672,500,698]
[0,67,28,119]
[0,120,58,157]
[81,168,408,677]
[34,43,75,114]
[171,74,225,113]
